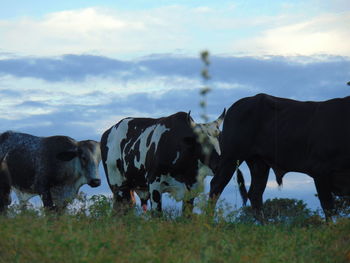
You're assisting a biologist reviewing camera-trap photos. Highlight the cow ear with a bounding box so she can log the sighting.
[56,151,78,161]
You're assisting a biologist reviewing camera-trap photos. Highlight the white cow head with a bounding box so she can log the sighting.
[189,109,226,155]
[56,140,102,188]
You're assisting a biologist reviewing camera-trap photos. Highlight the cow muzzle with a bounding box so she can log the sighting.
[88,179,101,188]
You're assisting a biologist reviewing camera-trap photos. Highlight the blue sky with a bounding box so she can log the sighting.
[1,0,350,210]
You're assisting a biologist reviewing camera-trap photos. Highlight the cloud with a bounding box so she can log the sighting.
[233,12,350,56]
[1,5,349,58]
[1,54,349,156]
[1,54,349,94]
[0,54,134,82]
[0,7,190,57]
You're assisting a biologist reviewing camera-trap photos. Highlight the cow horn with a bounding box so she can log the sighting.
[187,111,196,128]
[215,108,226,126]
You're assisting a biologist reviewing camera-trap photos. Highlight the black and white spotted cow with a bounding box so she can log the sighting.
[0,131,101,213]
[100,110,225,213]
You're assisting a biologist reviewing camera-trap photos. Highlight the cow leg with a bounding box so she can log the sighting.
[209,158,239,202]
[313,176,334,221]
[130,190,137,207]
[149,181,162,213]
[135,190,149,212]
[182,198,194,216]
[41,189,55,210]
[34,176,56,212]
[246,159,270,223]
[0,183,11,215]
[0,156,11,214]
[112,186,134,214]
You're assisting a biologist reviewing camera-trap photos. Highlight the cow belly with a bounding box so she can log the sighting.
[160,174,190,202]
[51,185,78,207]
[332,173,350,196]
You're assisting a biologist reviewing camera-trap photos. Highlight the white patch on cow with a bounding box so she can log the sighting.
[172,151,180,165]
[13,188,36,206]
[130,124,169,169]
[160,174,189,202]
[105,119,131,187]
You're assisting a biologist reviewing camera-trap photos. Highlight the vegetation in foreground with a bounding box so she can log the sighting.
[0,195,349,263]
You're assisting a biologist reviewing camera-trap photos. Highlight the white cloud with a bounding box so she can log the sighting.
[0,7,189,57]
[1,5,349,57]
[233,12,350,56]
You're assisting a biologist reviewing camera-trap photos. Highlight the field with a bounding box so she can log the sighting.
[0,197,349,263]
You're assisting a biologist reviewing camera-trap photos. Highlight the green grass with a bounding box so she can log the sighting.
[0,209,349,263]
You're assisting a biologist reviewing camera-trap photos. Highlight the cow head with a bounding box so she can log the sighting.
[188,109,226,170]
[56,140,101,188]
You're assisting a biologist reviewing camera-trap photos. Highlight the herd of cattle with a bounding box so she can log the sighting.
[1,93,350,221]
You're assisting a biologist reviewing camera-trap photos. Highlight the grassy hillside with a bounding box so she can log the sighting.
[0,197,349,263]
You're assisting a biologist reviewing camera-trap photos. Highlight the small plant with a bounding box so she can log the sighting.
[88,194,113,218]
[236,198,321,226]
[334,195,350,218]
[199,50,211,123]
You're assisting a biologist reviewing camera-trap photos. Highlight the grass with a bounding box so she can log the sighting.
[0,198,349,263]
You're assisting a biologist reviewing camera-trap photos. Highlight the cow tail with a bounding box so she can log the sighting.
[236,168,248,206]
[275,174,283,187]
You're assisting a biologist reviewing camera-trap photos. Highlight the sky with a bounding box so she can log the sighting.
[1,0,350,211]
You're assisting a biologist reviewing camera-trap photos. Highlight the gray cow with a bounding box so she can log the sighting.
[0,131,101,213]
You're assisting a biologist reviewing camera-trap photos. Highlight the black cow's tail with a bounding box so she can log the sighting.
[276,174,283,187]
[236,168,248,206]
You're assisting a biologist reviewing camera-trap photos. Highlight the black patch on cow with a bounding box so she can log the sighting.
[101,127,112,185]
[116,159,123,173]
[134,140,141,163]
[183,136,197,147]
[152,190,161,203]
[56,151,78,161]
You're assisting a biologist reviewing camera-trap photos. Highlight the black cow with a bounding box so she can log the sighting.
[101,110,225,213]
[210,93,350,220]
[0,131,101,213]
